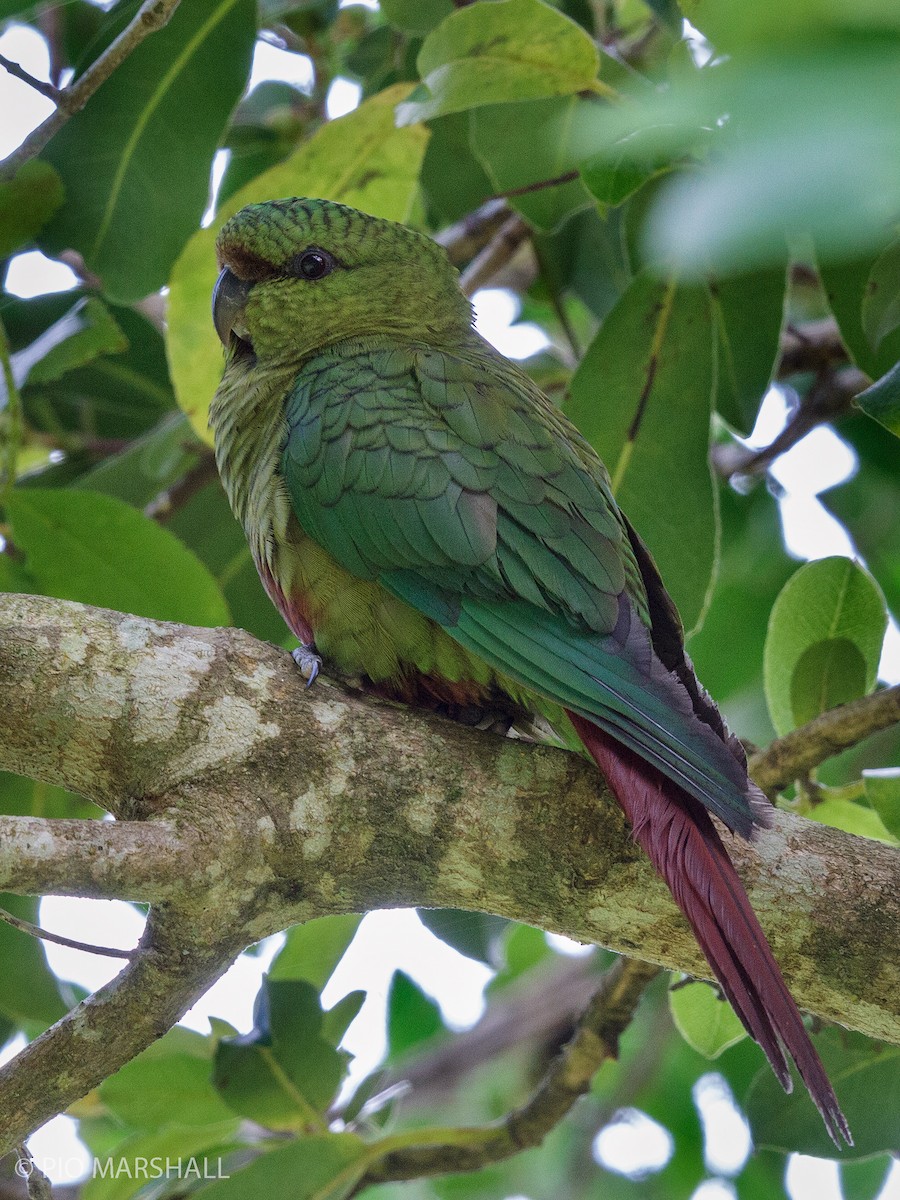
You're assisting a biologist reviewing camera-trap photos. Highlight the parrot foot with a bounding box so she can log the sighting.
[291,643,322,688]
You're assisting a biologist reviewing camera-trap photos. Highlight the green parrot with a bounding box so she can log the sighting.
[210,197,849,1144]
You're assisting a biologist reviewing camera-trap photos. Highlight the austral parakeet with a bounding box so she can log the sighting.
[210,197,849,1144]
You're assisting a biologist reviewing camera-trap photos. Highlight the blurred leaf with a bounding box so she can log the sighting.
[168,83,429,444]
[637,46,900,274]
[40,0,257,303]
[217,82,309,207]
[195,1133,370,1200]
[470,96,598,232]
[4,299,127,402]
[395,0,600,126]
[855,360,900,439]
[380,0,453,35]
[166,481,288,645]
[683,0,900,48]
[1,293,175,441]
[839,1156,893,1200]
[566,273,718,631]
[712,259,789,432]
[213,978,345,1127]
[6,488,231,626]
[269,915,362,988]
[387,970,443,1062]
[322,990,366,1048]
[807,797,898,844]
[669,979,747,1058]
[417,908,508,966]
[0,160,63,257]
[82,1122,240,1200]
[489,922,551,991]
[0,770,100,820]
[747,1029,900,1158]
[73,414,205,508]
[763,557,887,736]
[101,1029,236,1130]
[863,769,900,839]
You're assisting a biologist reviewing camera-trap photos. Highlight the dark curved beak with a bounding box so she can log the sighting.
[212,267,252,348]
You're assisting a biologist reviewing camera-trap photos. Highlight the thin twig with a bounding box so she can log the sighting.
[0,54,61,102]
[750,685,900,796]
[356,957,659,1188]
[460,214,531,297]
[435,199,513,266]
[0,0,182,181]
[0,905,132,959]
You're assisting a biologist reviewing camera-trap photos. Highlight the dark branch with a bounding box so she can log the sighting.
[358,957,659,1188]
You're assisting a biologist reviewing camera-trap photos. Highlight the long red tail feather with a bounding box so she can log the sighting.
[567,710,851,1146]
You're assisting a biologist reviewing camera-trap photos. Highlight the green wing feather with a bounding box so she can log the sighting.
[281,338,756,835]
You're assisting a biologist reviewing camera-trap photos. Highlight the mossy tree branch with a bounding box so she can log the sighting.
[0,593,898,1151]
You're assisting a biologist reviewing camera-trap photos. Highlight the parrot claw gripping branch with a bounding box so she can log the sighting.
[210,196,851,1146]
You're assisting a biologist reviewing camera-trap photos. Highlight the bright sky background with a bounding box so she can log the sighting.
[0,15,897,1200]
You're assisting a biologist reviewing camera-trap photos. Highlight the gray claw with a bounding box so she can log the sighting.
[291,643,322,688]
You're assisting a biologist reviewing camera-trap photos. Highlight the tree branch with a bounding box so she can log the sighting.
[0,593,898,1147]
[0,816,195,902]
[0,0,182,181]
[750,686,900,795]
[0,907,246,1153]
[357,957,659,1188]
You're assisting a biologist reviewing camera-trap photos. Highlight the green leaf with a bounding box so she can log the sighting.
[0,894,69,1030]
[747,1029,900,1159]
[101,1029,236,1131]
[387,970,444,1062]
[863,769,900,839]
[167,83,429,445]
[213,978,346,1128]
[380,0,454,35]
[269,915,362,989]
[321,991,366,1048]
[807,797,898,844]
[839,1157,893,1200]
[82,1122,240,1200]
[821,415,900,623]
[5,299,127,398]
[74,414,204,509]
[0,770,100,820]
[6,488,231,626]
[763,558,888,736]
[417,908,508,965]
[711,259,789,432]
[669,979,747,1058]
[395,0,601,126]
[2,292,176,440]
[856,360,900,440]
[0,160,63,257]
[566,273,718,632]
[40,0,257,303]
[471,96,598,232]
[420,113,495,227]
[821,248,900,382]
[861,241,900,353]
[195,1134,370,1200]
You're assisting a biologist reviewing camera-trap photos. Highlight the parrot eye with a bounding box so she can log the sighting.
[292,248,334,281]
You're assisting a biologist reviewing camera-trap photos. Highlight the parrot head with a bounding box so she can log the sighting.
[213,197,472,366]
